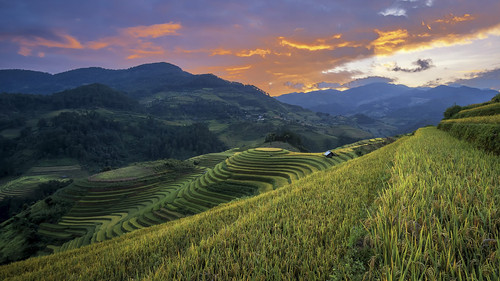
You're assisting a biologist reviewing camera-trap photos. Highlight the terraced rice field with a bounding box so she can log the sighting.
[38,139,390,253]
[39,167,203,253]
[438,95,500,154]
[0,164,87,201]
[0,176,60,201]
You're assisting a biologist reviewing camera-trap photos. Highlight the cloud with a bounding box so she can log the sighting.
[11,31,83,56]
[226,65,252,72]
[435,14,475,24]
[344,76,395,88]
[279,37,332,51]
[371,29,409,54]
[449,68,500,90]
[379,7,407,17]
[315,82,342,89]
[284,81,305,90]
[1,0,500,95]
[236,48,271,57]
[123,22,181,38]
[210,48,232,56]
[391,58,434,72]
[84,22,182,60]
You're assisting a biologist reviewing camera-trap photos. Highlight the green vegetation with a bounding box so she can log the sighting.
[0,138,388,265]
[0,177,72,223]
[3,128,494,280]
[0,80,373,180]
[0,181,75,264]
[0,135,396,279]
[0,110,226,177]
[438,95,500,154]
[365,128,499,280]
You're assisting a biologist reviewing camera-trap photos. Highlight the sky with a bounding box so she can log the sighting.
[1,0,499,96]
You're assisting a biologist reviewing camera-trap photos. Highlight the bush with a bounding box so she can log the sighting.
[443,104,462,119]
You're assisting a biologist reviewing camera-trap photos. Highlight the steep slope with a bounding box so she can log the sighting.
[0,138,389,264]
[1,127,497,280]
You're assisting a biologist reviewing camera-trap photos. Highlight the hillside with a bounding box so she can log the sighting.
[0,126,497,280]
[0,66,374,178]
[438,93,500,154]
[0,138,390,264]
[276,83,498,135]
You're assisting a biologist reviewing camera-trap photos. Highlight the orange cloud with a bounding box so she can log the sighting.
[371,29,409,54]
[279,37,332,51]
[18,46,32,56]
[278,34,359,52]
[435,13,475,24]
[226,65,252,72]
[211,48,232,56]
[12,32,83,57]
[126,48,165,59]
[87,41,110,50]
[236,48,271,57]
[13,32,83,56]
[124,22,181,38]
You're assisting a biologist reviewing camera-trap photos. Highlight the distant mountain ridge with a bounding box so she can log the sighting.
[276,83,498,134]
[0,63,193,95]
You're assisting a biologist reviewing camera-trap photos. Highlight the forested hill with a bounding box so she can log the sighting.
[0,62,265,98]
[0,83,139,114]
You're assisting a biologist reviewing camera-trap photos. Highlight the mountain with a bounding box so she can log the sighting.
[450,68,500,90]
[0,63,372,149]
[0,63,192,96]
[0,64,374,181]
[276,83,498,135]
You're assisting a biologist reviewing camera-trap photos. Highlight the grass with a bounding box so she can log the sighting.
[438,95,499,155]
[89,165,155,182]
[0,133,399,280]
[3,140,388,259]
[365,127,500,280]
[450,102,500,119]
[0,128,497,280]
[440,115,500,124]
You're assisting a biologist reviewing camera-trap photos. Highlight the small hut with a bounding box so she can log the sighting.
[324,150,334,158]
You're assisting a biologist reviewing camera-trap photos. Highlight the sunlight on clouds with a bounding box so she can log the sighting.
[236,48,271,57]
[435,14,475,24]
[211,48,232,56]
[226,65,252,72]
[371,29,409,54]
[87,41,110,50]
[324,30,500,89]
[278,34,356,52]
[13,32,83,56]
[124,22,181,38]
[279,37,332,51]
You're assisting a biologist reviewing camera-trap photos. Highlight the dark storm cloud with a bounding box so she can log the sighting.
[392,59,434,73]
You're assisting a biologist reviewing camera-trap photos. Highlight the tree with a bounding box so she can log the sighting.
[443,104,462,119]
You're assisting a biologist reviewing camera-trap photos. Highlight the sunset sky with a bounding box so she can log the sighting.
[1,0,499,95]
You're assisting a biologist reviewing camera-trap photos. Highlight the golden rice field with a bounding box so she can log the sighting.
[1,127,497,280]
[32,139,386,255]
